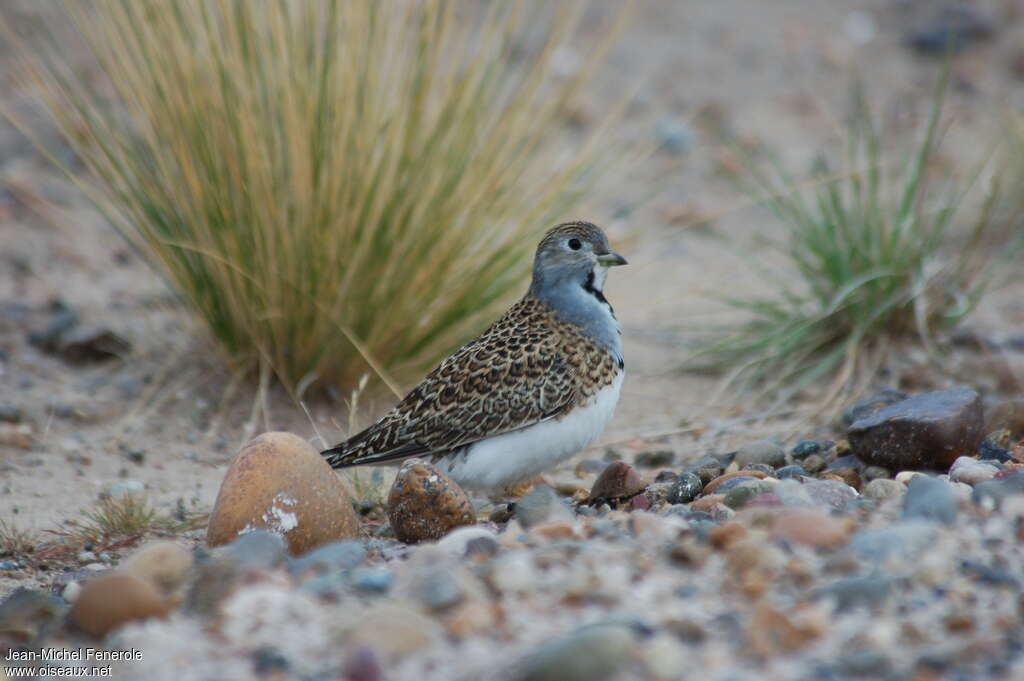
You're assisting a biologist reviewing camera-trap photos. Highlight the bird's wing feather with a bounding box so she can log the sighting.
[323,298,616,469]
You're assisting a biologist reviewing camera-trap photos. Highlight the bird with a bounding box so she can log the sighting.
[321,220,627,493]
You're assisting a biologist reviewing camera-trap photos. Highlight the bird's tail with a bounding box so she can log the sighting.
[321,444,357,469]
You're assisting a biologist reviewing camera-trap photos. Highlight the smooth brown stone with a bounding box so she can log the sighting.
[69,574,169,638]
[207,432,360,555]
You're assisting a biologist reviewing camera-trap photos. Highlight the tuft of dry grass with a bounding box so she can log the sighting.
[39,494,205,561]
[0,517,37,558]
[8,0,626,393]
[693,76,1017,412]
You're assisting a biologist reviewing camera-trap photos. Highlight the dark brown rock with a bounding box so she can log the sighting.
[847,388,984,472]
[589,461,646,502]
[388,459,475,543]
[842,390,908,427]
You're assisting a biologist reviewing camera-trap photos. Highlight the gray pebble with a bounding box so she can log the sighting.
[734,440,785,469]
[289,540,366,574]
[775,465,807,479]
[413,567,464,611]
[225,529,287,570]
[852,521,938,562]
[516,484,573,528]
[903,475,957,525]
[816,575,891,612]
[863,478,904,502]
[724,480,774,509]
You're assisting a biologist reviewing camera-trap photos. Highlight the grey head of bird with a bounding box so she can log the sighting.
[527,221,627,355]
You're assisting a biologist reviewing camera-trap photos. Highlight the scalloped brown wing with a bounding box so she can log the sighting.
[322,297,618,468]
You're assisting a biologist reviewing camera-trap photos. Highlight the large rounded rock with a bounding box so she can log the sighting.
[388,459,475,543]
[207,432,360,555]
[69,574,169,638]
[847,388,984,471]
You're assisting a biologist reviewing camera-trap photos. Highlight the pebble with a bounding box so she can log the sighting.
[589,461,646,501]
[351,567,394,594]
[903,475,958,525]
[634,450,675,468]
[387,459,475,543]
[348,604,442,663]
[104,479,145,498]
[513,620,646,681]
[342,646,383,681]
[410,566,464,611]
[906,3,995,54]
[978,438,1012,463]
[206,432,360,554]
[702,469,768,494]
[801,454,827,474]
[516,484,574,528]
[69,573,169,637]
[847,388,984,471]
[0,403,22,423]
[863,478,905,502]
[775,465,806,479]
[0,422,33,449]
[0,588,66,643]
[288,539,366,574]
[666,472,703,504]
[852,521,938,562]
[435,526,499,557]
[802,479,858,509]
[861,465,890,482]
[791,439,823,459]
[119,540,194,604]
[948,456,1000,485]
[223,528,288,570]
[686,455,725,485]
[816,575,891,612]
[842,389,907,426]
[655,118,693,154]
[723,479,774,509]
[734,439,785,469]
[772,508,852,549]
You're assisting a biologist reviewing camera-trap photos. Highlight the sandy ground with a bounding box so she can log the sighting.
[2,0,1024,593]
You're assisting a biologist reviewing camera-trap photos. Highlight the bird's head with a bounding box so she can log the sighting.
[530,221,627,295]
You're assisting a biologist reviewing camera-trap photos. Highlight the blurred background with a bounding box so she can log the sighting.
[1,0,1023,567]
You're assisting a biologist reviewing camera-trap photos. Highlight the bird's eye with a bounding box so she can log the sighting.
[568,238,582,251]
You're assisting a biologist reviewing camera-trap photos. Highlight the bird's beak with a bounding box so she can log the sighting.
[597,251,628,267]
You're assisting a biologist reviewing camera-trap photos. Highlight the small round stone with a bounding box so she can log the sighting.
[666,473,703,504]
[734,440,786,469]
[791,439,823,459]
[388,459,476,543]
[118,540,194,604]
[863,478,905,502]
[802,454,827,474]
[69,574,169,638]
[776,465,807,479]
[589,461,646,501]
[723,480,774,509]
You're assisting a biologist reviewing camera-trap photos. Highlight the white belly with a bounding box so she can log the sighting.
[437,372,623,492]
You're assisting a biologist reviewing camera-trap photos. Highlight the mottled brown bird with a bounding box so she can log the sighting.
[322,221,627,491]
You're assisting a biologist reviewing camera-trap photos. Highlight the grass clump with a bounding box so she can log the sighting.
[694,76,1013,409]
[11,0,623,391]
[0,517,37,558]
[39,494,204,561]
